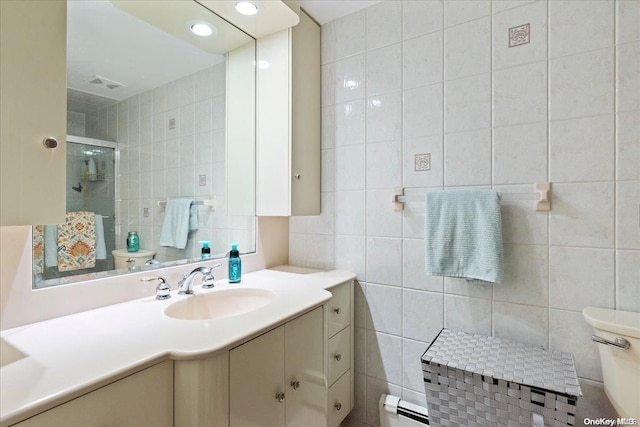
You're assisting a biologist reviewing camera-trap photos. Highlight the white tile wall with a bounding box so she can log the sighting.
[293,1,638,425]
[87,62,254,261]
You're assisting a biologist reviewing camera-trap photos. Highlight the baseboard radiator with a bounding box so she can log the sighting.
[379,394,430,427]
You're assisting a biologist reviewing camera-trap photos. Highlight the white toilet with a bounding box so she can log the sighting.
[583,307,640,418]
[112,249,156,269]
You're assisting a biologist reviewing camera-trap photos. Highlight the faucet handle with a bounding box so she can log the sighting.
[202,274,216,289]
[201,264,222,289]
[141,276,171,300]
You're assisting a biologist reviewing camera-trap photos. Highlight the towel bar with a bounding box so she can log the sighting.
[157,197,216,210]
[392,182,552,212]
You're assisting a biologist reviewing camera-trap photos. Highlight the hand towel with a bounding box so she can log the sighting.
[424,190,503,284]
[32,225,45,274]
[57,211,97,272]
[159,199,198,249]
[44,224,59,268]
[94,214,106,260]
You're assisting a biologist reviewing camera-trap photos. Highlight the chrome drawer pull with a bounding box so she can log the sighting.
[591,335,630,349]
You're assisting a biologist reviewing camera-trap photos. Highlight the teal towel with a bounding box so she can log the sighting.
[159,199,198,249]
[424,190,503,284]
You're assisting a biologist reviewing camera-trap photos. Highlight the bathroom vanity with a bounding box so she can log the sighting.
[0,269,355,427]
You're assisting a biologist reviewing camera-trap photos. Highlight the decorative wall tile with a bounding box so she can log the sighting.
[366,0,402,50]
[492,301,548,348]
[444,17,490,81]
[403,83,443,139]
[549,182,615,248]
[444,73,491,133]
[508,23,530,47]
[366,284,402,335]
[444,129,491,186]
[549,0,613,59]
[444,0,490,28]
[493,122,547,185]
[366,44,402,96]
[493,61,547,128]
[403,32,443,90]
[403,136,444,188]
[549,47,614,121]
[616,181,640,249]
[549,246,615,312]
[402,0,443,40]
[493,1,548,70]
[617,41,640,113]
[493,244,548,307]
[616,250,640,312]
[549,114,614,183]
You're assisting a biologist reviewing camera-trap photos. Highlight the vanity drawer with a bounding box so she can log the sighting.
[327,370,351,427]
[327,282,351,338]
[327,326,350,386]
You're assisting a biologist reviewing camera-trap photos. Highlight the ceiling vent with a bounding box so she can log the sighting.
[88,75,125,90]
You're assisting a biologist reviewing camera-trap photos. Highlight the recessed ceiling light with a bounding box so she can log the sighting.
[235,1,258,16]
[190,23,213,37]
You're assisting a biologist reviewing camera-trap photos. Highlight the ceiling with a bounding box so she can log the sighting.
[299,0,383,25]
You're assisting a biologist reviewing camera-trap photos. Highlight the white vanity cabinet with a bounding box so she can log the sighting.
[230,307,325,427]
[256,10,321,216]
[11,360,174,427]
[325,281,354,427]
[0,0,67,225]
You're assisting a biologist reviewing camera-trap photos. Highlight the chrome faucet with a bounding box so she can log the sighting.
[177,266,213,295]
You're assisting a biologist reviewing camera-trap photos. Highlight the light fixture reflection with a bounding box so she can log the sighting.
[190,23,213,37]
[235,1,258,16]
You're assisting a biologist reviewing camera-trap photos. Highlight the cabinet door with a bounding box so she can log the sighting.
[0,0,66,225]
[230,327,286,427]
[13,360,174,427]
[290,10,320,216]
[285,307,325,426]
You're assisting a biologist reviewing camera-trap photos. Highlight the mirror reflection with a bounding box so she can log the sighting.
[33,0,256,288]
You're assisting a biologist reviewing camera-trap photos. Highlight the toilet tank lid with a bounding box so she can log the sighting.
[583,307,640,339]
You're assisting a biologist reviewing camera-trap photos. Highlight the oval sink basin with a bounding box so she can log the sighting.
[164,288,275,321]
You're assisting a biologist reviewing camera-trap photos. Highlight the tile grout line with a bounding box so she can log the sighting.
[546,0,552,352]
[612,0,618,310]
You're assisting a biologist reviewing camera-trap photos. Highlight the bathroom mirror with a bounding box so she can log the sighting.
[32,0,256,288]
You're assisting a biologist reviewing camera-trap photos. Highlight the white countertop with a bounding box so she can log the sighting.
[0,268,355,426]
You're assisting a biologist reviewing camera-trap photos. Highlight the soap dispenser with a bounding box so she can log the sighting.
[200,241,211,260]
[228,243,241,283]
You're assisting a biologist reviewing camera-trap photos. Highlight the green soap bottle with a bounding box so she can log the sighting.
[228,243,241,283]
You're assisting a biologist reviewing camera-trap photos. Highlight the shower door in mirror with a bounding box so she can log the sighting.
[33,138,116,281]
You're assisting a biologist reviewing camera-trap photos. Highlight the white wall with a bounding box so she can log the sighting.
[290,1,639,426]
